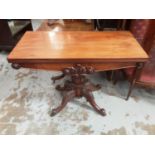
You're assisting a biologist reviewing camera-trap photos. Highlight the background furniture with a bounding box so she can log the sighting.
[94,19,130,31]
[0,19,32,51]
[124,19,155,99]
[111,20,155,99]
[37,19,93,31]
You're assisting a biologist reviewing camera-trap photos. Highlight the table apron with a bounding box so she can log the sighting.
[12,62,137,71]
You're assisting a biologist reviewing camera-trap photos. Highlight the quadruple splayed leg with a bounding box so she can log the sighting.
[50,64,106,117]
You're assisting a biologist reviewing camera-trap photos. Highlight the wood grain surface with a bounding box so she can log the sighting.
[8,31,149,63]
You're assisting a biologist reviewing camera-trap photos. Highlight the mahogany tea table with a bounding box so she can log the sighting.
[8,31,149,116]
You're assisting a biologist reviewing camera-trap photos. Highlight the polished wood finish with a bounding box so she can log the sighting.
[50,64,106,116]
[8,31,148,64]
[12,62,136,71]
[8,31,149,116]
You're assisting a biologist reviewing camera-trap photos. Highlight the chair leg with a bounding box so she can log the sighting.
[126,63,143,100]
[112,69,127,85]
[106,71,113,81]
[112,70,118,85]
[126,81,135,100]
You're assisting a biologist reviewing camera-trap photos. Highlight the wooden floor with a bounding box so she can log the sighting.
[37,19,94,31]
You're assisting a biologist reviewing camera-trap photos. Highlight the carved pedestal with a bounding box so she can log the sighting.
[51,64,106,117]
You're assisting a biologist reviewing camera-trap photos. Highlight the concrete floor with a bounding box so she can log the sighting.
[0,51,155,134]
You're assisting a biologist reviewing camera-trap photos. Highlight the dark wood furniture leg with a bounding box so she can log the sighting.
[126,63,144,100]
[50,91,76,116]
[51,73,65,83]
[50,64,106,116]
[83,91,106,116]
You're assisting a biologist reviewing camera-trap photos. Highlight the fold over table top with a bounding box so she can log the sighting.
[8,31,149,63]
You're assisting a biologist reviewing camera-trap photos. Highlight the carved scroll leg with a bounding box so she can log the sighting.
[51,73,65,83]
[85,82,101,92]
[55,85,67,91]
[12,63,21,69]
[50,90,75,117]
[83,91,106,116]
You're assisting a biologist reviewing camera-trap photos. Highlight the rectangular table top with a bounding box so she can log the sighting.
[8,31,149,63]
